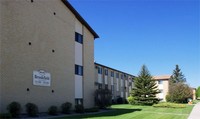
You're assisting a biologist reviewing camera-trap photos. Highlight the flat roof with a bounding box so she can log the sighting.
[61,0,99,39]
[153,75,171,80]
[95,62,136,78]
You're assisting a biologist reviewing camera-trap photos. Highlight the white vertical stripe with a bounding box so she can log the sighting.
[98,74,102,84]
[111,77,114,85]
[75,42,82,65]
[121,79,123,87]
[75,75,83,98]
[121,92,123,97]
[105,76,108,84]
[116,78,119,91]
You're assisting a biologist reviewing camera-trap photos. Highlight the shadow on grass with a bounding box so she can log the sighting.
[64,108,142,119]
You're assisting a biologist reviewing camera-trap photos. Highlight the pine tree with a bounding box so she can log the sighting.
[131,65,159,105]
[170,65,186,83]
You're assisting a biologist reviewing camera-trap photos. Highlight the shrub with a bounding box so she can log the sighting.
[25,103,39,117]
[48,106,58,115]
[7,101,21,118]
[0,113,12,118]
[167,82,192,103]
[75,104,84,113]
[85,107,99,113]
[116,96,123,104]
[153,102,186,108]
[127,96,135,105]
[61,102,72,114]
[94,89,112,109]
[197,86,200,99]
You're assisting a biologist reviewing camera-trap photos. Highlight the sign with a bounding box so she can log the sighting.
[33,70,51,86]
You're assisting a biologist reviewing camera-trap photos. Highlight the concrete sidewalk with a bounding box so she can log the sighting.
[188,102,200,119]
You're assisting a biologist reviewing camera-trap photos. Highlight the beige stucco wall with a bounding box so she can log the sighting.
[192,89,196,100]
[163,80,169,101]
[156,79,169,101]
[83,26,95,108]
[0,0,95,113]
[0,1,2,112]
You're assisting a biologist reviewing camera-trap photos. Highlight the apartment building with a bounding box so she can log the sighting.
[94,63,135,102]
[153,75,170,101]
[0,0,99,113]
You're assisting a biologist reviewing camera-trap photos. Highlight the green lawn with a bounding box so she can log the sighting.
[57,104,194,119]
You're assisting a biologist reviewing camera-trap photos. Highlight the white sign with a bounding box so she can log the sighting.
[33,70,51,86]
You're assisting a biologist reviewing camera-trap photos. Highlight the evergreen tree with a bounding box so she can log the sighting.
[131,65,159,105]
[170,65,186,83]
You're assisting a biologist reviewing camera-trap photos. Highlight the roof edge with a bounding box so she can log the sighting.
[95,62,136,78]
[61,0,99,39]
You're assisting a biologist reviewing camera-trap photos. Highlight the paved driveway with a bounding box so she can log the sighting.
[188,102,200,119]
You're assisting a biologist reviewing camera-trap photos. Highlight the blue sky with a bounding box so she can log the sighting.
[68,0,200,88]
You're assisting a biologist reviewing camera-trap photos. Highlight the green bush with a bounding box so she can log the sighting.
[167,82,193,103]
[75,104,84,113]
[94,89,112,109]
[127,96,135,105]
[7,101,21,118]
[197,86,200,99]
[85,107,99,113]
[25,103,39,117]
[153,102,186,108]
[0,113,12,118]
[48,106,58,115]
[61,102,72,114]
[116,96,123,104]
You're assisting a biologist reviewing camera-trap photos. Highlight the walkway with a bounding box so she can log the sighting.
[188,102,200,119]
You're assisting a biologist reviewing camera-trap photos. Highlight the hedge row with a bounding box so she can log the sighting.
[153,102,186,108]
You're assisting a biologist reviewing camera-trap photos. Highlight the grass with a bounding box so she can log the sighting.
[192,99,200,104]
[56,104,194,119]
[153,102,186,108]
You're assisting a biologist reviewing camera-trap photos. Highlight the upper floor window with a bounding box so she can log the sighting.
[116,73,119,78]
[104,69,108,75]
[121,74,124,79]
[158,80,163,84]
[75,32,83,44]
[75,64,83,76]
[111,71,114,77]
[159,89,163,93]
[98,67,102,74]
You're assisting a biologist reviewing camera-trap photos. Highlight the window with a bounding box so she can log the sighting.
[121,74,124,79]
[105,84,108,89]
[98,67,102,74]
[75,98,83,105]
[98,84,102,89]
[159,89,163,93]
[116,73,119,78]
[104,69,108,75]
[111,71,114,77]
[75,64,83,76]
[158,80,163,84]
[75,32,83,44]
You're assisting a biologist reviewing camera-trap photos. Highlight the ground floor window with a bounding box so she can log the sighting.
[75,98,83,105]
[98,84,102,89]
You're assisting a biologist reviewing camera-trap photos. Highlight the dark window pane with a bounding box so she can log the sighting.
[75,32,83,44]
